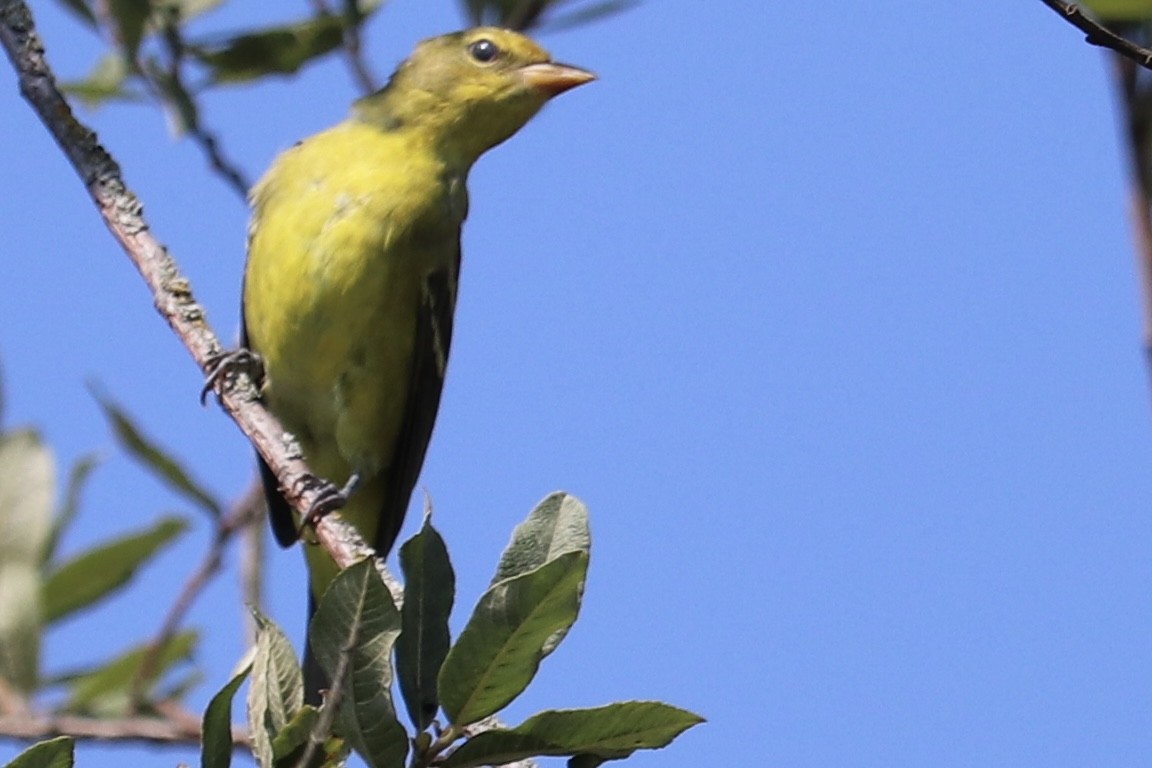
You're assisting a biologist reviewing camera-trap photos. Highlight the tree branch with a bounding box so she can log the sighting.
[1039,0,1152,69]
[0,0,371,607]
[0,711,246,748]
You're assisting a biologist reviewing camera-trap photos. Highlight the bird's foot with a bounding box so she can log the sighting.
[200,348,265,405]
[296,472,362,535]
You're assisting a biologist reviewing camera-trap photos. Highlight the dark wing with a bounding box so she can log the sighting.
[374,255,459,556]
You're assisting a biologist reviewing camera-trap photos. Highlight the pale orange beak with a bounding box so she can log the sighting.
[519,61,597,97]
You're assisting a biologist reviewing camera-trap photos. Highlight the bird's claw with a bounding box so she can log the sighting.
[201,348,264,405]
[295,472,361,536]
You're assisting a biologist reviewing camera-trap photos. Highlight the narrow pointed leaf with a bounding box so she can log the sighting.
[0,430,55,693]
[248,609,303,768]
[442,702,703,768]
[93,389,222,518]
[201,663,251,768]
[439,551,588,726]
[42,516,188,624]
[397,518,454,731]
[44,453,100,564]
[310,559,407,768]
[191,15,346,83]
[65,630,197,715]
[3,736,74,768]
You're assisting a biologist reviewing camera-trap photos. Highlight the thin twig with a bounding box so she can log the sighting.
[0,711,247,747]
[132,483,265,703]
[1039,0,1152,70]
[154,10,251,198]
[0,0,370,610]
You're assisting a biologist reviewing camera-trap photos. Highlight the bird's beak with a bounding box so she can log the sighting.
[519,62,596,97]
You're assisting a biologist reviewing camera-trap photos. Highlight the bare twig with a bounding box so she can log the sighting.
[0,0,370,612]
[132,483,265,703]
[0,711,248,748]
[1039,0,1152,70]
[153,10,251,198]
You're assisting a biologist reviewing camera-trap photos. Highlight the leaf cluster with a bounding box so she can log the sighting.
[224,493,701,768]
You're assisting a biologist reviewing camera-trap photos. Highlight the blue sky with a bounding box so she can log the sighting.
[2,1,1151,766]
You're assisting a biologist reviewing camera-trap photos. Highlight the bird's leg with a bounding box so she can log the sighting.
[200,347,265,405]
[297,471,362,535]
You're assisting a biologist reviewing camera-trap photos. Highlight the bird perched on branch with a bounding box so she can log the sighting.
[239,27,593,701]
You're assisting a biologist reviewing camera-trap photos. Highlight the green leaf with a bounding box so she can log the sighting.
[492,492,590,586]
[397,517,454,732]
[42,516,188,625]
[442,702,704,768]
[0,429,55,693]
[491,492,589,658]
[269,704,320,765]
[2,736,75,768]
[92,388,223,518]
[60,53,141,108]
[248,608,304,768]
[64,630,197,715]
[438,550,588,726]
[191,15,346,83]
[1081,0,1152,19]
[201,663,251,768]
[107,0,152,61]
[310,560,407,768]
[43,453,101,565]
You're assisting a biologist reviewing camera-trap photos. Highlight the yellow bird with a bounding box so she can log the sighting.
[240,27,593,699]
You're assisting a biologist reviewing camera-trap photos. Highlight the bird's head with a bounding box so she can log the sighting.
[353,27,595,166]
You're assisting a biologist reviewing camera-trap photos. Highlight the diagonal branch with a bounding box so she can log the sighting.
[1039,0,1152,69]
[0,0,371,609]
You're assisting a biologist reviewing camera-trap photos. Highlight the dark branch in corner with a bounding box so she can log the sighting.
[1039,0,1152,69]
[0,0,372,614]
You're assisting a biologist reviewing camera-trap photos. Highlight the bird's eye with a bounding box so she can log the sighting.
[468,39,500,63]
